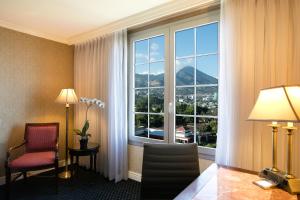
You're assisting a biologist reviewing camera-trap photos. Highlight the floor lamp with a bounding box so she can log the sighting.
[56,88,78,179]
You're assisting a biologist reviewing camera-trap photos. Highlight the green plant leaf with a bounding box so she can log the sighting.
[82,120,89,135]
[73,129,82,134]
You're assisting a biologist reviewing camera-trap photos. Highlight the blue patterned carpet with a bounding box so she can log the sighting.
[0,168,140,200]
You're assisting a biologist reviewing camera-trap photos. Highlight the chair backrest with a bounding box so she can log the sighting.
[24,123,59,152]
[141,143,200,200]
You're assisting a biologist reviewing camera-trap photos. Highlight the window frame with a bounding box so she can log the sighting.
[128,10,220,158]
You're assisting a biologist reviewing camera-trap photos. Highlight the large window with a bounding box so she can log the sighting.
[129,11,219,155]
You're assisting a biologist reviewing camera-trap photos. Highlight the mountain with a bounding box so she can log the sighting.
[135,66,217,87]
[177,66,217,85]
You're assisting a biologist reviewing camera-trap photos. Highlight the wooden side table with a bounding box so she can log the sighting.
[68,142,99,176]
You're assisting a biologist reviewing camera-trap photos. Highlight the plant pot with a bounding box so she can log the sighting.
[80,138,88,149]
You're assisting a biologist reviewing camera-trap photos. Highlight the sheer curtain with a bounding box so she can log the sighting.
[216,0,300,177]
[107,31,128,181]
[74,30,128,182]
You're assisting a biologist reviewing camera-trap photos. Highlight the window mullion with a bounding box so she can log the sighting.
[193,27,197,145]
[169,25,175,144]
[147,39,150,139]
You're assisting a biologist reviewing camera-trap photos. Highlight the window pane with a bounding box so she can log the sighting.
[176,116,194,143]
[149,88,164,113]
[176,58,195,86]
[135,40,148,64]
[135,89,148,112]
[150,62,164,87]
[196,23,218,54]
[149,115,164,140]
[135,64,148,87]
[150,36,164,62]
[196,55,218,84]
[196,86,218,116]
[196,117,217,148]
[135,114,148,138]
[176,87,194,115]
[175,28,195,58]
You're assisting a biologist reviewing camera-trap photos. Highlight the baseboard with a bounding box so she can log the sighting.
[1,163,141,185]
[0,159,68,186]
[128,171,141,182]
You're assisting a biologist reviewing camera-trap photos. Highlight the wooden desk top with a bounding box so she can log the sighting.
[175,163,299,200]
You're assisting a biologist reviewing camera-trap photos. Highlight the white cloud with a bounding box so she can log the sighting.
[176,58,194,72]
[150,42,159,51]
[150,42,163,62]
[135,53,148,62]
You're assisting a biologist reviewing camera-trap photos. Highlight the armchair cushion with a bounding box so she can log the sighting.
[9,151,55,169]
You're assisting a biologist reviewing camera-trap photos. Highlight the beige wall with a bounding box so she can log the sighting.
[128,144,214,176]
[0,26,74,176]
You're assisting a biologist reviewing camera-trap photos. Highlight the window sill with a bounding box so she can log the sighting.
[128,140,215,161]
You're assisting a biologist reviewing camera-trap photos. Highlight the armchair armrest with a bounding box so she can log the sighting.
[55,141,59,160]
[6,140,26,163]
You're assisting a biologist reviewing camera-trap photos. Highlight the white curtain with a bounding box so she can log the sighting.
[216,0,300,178]
[74,30,128,182]
[107,31,128,181]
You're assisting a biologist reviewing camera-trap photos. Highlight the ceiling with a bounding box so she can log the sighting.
[0,0,173,43]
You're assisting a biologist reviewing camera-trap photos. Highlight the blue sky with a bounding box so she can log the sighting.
[135,22,218,79]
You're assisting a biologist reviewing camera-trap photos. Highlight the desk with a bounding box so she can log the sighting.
[175,163,299,200]
[69,143,99,176]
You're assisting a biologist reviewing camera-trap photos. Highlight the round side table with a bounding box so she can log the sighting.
[68,142,100,177]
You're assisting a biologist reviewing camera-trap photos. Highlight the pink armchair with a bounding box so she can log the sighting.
[5,123,59,198]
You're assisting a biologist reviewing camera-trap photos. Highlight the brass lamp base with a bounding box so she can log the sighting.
[285,174,295,179]
[282,125,297,181]
[58,171,72,179]
[260,168,300,194]
[270,167,279,172]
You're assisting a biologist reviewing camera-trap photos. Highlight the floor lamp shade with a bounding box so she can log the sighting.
[55,88,78,179]
[55,89,78,106]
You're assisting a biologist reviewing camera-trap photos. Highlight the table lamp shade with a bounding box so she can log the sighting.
[55,89,78,105]
[248,86,300,122]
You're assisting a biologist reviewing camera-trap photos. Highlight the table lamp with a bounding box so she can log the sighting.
[56,88,78,179]
[248,86,300,194]
[280,86,300,178]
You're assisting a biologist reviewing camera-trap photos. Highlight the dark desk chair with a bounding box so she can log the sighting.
[5,123,59,199]
[141,143,200,200]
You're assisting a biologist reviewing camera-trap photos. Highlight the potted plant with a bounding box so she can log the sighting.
[74,120,91,149]
[74,97,104,149]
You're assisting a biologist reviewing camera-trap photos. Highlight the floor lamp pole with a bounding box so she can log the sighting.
[59,103,71,179]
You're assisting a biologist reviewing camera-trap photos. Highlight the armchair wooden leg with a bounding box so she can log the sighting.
[55,160,59,194]
[5,167,11,200]
[23,171,27,181]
